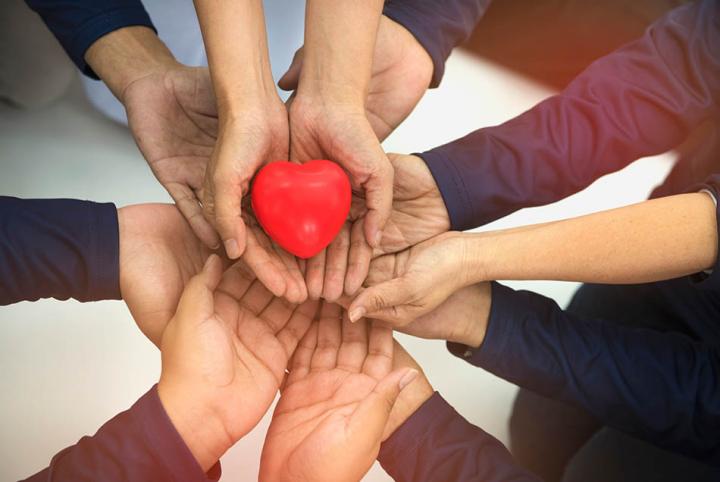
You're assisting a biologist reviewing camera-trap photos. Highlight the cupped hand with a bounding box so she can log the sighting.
[260,303,417,482]
[346,232,473,325]
[123,65,219,249]
[158,256,320,471]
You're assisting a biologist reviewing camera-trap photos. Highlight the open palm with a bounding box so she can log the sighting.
[260,303,415,482]
[160,260,320,445]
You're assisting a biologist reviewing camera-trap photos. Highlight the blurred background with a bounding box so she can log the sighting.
[0,0,688,480]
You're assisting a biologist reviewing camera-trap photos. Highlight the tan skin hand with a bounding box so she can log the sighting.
[260,303,417,482]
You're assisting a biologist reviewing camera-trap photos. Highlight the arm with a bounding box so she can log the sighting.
[349,187,720,324]
[450,282,720,466]
[471,192,718,285]
[0,196,120,305]
[382,0,491,87]
[24,0,154,78]
[22,386,220,482]
[420,0,720,231]
[378,341,540,482]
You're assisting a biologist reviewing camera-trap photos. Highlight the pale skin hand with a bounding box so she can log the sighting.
[347,193,718,326]
[260,303,417,482]
[158,255,320,471]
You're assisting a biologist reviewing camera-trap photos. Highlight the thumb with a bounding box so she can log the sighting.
[278,47,304,91]
[348,277,413,323]
[174,255,223,327]
[347,368,418,441]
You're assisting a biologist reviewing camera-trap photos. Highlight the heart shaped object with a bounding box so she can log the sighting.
[251,160,351,259]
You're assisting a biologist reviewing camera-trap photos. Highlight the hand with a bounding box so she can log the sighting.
[260,303,417,482]
[123,65,220,249]
[158,256,320,471]
[346,232,474,325]
[279,15,433,141]
[383,341,434,440]
[302,153,450,301]
[391,284,491,349]
[203,97,309,302]
[118,203,214,346]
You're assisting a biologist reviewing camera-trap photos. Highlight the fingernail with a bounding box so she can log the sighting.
[224,239,239,259]
[399,369,419,390]
[349,307,365,323]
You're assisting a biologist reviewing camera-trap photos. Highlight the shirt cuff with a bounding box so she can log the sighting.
[69,7,156,79]
[447,282,517,368]
[686,177,720,291]
[84,201,122,301]
[136,385,221,482]
[419,149,476,231]
[378,392,453,470]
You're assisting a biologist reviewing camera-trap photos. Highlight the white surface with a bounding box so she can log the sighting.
[0,49,674,481]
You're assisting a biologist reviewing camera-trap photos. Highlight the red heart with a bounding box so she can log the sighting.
[251,160,351,259]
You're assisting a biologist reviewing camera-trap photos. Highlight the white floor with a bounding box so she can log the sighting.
[0,50,674,481]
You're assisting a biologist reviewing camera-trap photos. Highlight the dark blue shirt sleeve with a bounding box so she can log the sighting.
[24,0,155,78]
[0,197,121,304]
[21,385,221,482]
[378,391,540,481]
[448,282,720,466]
[382,0,491,88]
[421,0,720,230]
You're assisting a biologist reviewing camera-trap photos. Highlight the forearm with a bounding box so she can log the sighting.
[22,386,219,481]
[301,0,384,104]
[193,0,276,117]
[0,197,120,305]
[84,26,177,102]
[458,283,720,465]
[469,193,718,285]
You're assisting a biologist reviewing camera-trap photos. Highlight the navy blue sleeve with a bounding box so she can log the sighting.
[382,0,491,88]
[24,0,155,78]
[22,385,221,482]
[447,282,720,466]
[378,392,540,481]
[0,197,121,304]
[421,0,720,230]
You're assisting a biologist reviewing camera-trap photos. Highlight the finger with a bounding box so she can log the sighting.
[167,183,220,249]
[274,245,308,303]
[365,254,397,286]
[174,254,222,326]
[287,321,318,385]
[347,368,418,444]
[322,224,350,302]
[362,161,393,248]
[336,311,368,372]
[304,248,326,300]
[344,219,372,296]
[347,277,413,323]
[242,230,288,298]
[310,302,342,371]
[277,300,320,358]
[277,47,304,91]
[362,320,394,379]
[211,184,247,259]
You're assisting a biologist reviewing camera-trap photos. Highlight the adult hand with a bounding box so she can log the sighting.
[279,15,433,141]
[158,255,320,471]
[118,203,214,346]
[346,232,474,325]
[302,153,450,302]
[260,303,417,482]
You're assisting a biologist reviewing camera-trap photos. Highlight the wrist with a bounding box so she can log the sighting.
[85,26,179,103]
[455,282,492,348]
[157,380,232,472]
